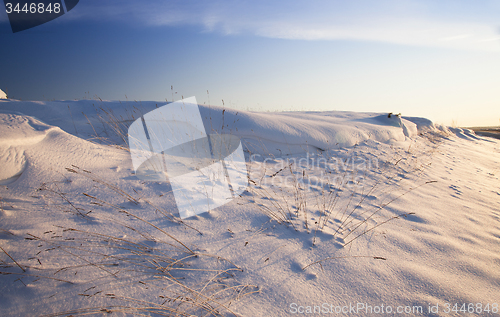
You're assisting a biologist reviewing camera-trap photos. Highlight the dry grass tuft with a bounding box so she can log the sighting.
[245,134,440,249]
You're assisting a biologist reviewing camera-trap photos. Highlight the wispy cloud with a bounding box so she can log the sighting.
[7,0,500,51]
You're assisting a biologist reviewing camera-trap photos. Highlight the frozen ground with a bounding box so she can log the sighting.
[0,99,499,316]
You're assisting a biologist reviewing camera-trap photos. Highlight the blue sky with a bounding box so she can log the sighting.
[1,0,499,126]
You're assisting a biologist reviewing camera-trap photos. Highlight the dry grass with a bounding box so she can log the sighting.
[1,168,257,317]
[245,134,439,249]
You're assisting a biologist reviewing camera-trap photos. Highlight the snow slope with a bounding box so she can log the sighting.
[0,99,499,316]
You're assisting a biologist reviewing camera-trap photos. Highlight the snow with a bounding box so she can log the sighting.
[0,90,6,99]
[0,99,499,316]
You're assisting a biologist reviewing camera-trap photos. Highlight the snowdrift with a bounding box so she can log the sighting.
[1,99,499,317]
[0,99,433,156]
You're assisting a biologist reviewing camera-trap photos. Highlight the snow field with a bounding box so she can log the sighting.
[0,99,499,316]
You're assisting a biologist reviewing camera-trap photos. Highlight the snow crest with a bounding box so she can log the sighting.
[0,113,57,184]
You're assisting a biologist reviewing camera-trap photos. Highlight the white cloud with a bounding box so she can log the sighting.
[44,0,500,51]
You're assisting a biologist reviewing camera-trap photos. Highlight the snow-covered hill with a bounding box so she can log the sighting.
[0,99,499,316]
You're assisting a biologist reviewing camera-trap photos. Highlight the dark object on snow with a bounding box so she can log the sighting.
[388,112,401,118]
